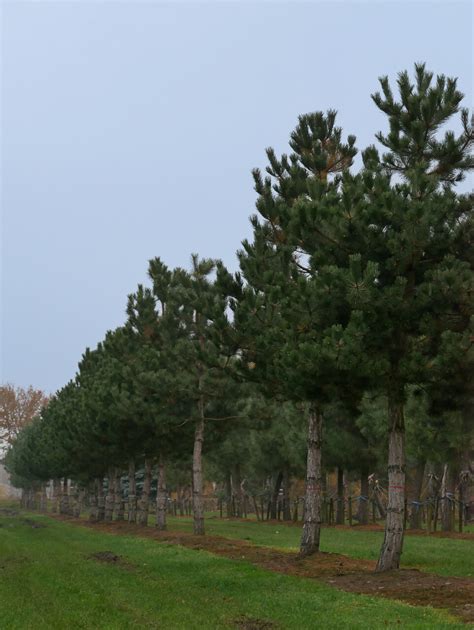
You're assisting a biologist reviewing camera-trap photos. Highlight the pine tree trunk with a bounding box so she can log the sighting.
[358,469,369,525]
[233,464,243,518]
[68,483,78,516]
[74,487,85,518]
[376,387,405,572]
[270,472,283,520]
[409,461,425,529]
[89,480,99,522]
[300,403,323,556]
[105,470,115,521]
[178,486,185,516]
[192,413,205,535]
[156,454,167,531]
[128,459,137,523]
[115,474,124,521]
[336,467,345,525]
[282,466,292,521]
[137,458,152,526]
[51,479,61,514]
[97,479,105,521]
[226,473,233,517]
[61,479,69,515]
[440,464,455,532]
[39,483,48,512]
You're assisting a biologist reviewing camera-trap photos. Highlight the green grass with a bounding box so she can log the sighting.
[165,515,474,578]
[0,510,464,630]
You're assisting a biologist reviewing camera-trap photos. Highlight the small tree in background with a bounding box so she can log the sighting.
[0,384,49,449]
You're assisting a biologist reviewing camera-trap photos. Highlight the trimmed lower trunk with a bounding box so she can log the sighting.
[52,479,61,514]
[336,467,345,525]
[192,415,205,535]
[376,387,405,572]
[128,459,137,523]
[358,469,369,525]
[226,473,233,518]
[39,483,48,512]
[409,461,425,529]
[137,458,152,526]
[282,466,292,521]
[97,479,105,521]
[233,464,244,518]
[270,472,283,520]
[61,479,69,515]
[115,474,125,521]
[104,470,115,521]
[156,454,167,531]
[68,483,78,516]
[73,487,85,518]
[300,403,323,556]
[440,463,455,532]
[89,480,99,522]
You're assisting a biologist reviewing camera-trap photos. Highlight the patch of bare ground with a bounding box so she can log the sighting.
[88,550,136,570]
[51,515,474,624]
[232,615,279,629]
[89,551,122,564]
[21,518,46,529]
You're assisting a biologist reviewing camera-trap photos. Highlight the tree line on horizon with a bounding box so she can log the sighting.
[5,64,473,573]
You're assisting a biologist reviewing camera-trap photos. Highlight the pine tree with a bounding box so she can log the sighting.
[218,112,368,554]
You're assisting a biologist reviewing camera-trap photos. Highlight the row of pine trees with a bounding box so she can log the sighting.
[6,64,473,572]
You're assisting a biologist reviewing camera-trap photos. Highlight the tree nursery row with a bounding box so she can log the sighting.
[6,64,473,573]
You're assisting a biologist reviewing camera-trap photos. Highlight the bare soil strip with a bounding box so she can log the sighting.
[52,515,474,624]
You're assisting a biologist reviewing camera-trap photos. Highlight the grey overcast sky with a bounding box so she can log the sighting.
[1,1,472,394]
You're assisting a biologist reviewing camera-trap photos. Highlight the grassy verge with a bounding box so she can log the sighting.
[164,515,474,578]
[0,510,464,629]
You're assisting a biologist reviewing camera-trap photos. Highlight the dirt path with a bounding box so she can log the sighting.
[49,515,474,623]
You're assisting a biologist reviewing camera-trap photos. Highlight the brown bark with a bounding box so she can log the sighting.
[376,388,405,572]
[192,413,205,535]
[336,467,345,525]
[128,459,137,523]
[137,458,152,526]
[156,454,167,531]
[300,403,323,556]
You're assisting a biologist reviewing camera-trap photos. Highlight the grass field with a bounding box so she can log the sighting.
[0,508,471,629]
